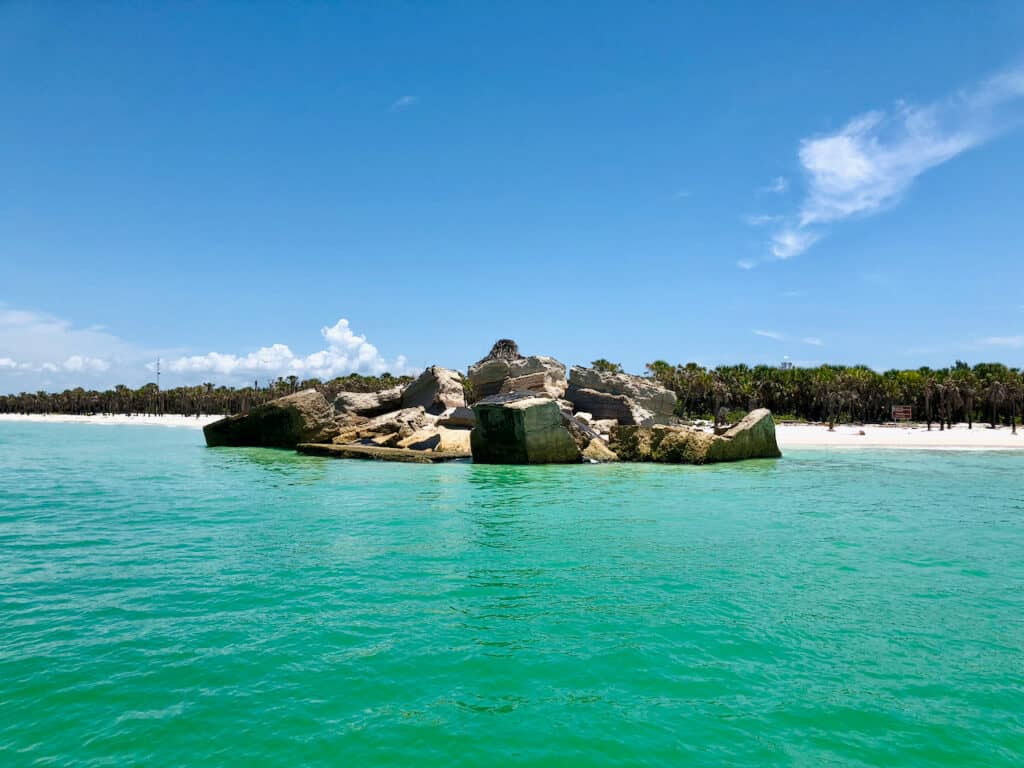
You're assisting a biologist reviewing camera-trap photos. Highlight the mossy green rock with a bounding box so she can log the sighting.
[610,408,781,464]
[470,393,580,464]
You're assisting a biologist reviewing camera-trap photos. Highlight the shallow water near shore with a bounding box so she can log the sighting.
[2,422,1023,766]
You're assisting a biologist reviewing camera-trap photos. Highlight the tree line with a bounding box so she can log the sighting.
[0,373,412,419]
[640,360,1022,431]
[2,361,1022,431]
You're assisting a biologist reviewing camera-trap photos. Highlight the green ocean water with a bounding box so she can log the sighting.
[1,422,1022,766]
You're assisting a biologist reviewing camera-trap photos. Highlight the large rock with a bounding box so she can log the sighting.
[565,387,647,425]
[470,392,580,464]
[401,366,466,414]
[397,425,473,454]
[437,406,475,428]
[567,366,676,425]
[333,386,403,417]
[204,389,339,448]
[609,408,780,464]
[468,340,567,401]
[333,406,436,445]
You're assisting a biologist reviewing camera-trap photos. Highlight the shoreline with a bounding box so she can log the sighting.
[2,413,1022,450]
[0,413,224,429]
[775,423,1024,450]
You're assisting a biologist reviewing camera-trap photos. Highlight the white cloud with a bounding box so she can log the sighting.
[0,304,142,385]
[801,337,824,346]
[771,228,819,259]
[979,335,1024,348]
[745,214,781,226]
[737,259,757,270]
[165,318,410,380]
[754,329,785,341]
[390,95,418,112]
[672,190,691,200]
[750,63,1024,265]
[764,176,789,193]
[63,355,111,373]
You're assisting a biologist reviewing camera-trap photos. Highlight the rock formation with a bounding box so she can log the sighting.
[437,406,475,428]
[204,389,339,448]
[567,366,676,425]
[400,366,466,414]
[333,386,403,417]
[609,408,780,464]
[468,340,568,401]
[333,406,437,445]
[470,392,580,464]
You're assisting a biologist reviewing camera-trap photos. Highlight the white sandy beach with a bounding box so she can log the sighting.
[0,413,225,429]
[776,423,1024,450]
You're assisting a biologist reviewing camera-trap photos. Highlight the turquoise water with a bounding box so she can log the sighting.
[1,423,1022,766]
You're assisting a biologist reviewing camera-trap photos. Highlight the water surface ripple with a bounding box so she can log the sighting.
[1,423,1022,765]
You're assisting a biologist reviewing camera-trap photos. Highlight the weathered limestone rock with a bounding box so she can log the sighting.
[567,366,676,425]
[204,389,339,448]
[332,386,403,417]
[332,406,436,445]
[401,366,467,414]
[397,426,473,454]
[437,406,475,428]
[470,392,580,464]
[582,438,619,462]
[609,408,780,464]
[565,387,646,425]
[297,443,469,463]
[467,340,568,401]
[704,409,782,462]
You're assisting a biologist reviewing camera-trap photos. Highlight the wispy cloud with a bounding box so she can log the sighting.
[763,176,788,194]
[979,335,1024,348]
[753,329,824,346]
[771,228,819,260]
[746,63,1024,266]
[745,214,781,226]
[165,319,410,379]
[672,190,691,200]
[389,95,418,112]
[737,259,757,270]
[0,304,142,385]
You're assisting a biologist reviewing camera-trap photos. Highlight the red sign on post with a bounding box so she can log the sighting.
[892,405,912,422]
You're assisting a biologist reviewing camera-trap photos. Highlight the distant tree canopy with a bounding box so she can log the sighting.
[0,373,412,418]
[2,361,1022,430]
[642,360,1022,431]
[591,359,624,375]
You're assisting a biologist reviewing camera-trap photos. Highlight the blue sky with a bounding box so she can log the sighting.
[3,2,1024,391]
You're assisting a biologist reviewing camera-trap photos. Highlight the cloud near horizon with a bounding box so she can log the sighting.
[164,319,410,380]
[0,305,410,391]
[748,64,1024,265]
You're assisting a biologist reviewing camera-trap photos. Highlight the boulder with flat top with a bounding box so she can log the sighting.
[204,389,339,448]
[470,392,580,464]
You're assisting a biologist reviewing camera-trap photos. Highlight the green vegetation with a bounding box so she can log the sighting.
[3,360,1023,431]
[644,360,1023,431]
[591,359,624,375]
[0,373,412,418]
